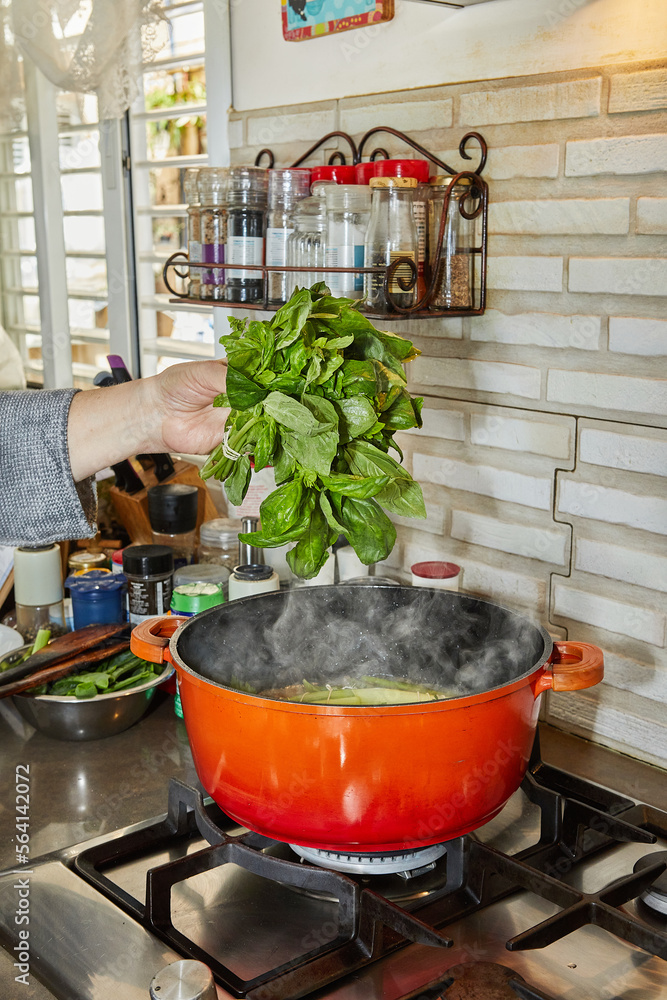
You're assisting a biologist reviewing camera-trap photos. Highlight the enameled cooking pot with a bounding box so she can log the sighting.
[132,585,603,852]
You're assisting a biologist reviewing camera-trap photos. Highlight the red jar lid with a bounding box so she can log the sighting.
[411,561,460,580]
[354,161,378,184]
[311,164,357,184]
[373,158,431,183]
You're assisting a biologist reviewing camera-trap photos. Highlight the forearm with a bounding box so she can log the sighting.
[67,378,161,482]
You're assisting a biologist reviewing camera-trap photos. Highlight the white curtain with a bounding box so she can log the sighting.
[2,0,167,121]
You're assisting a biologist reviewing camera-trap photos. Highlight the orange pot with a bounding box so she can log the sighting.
[132,587,603,852]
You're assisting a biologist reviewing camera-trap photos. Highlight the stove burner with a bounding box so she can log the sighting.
[289,842,448,876]
[634,851,667,915]
[412,963,555,1000]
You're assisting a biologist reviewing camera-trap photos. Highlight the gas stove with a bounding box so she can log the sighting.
[0,732,665,1000]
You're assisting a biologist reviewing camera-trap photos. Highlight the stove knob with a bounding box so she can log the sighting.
[149,959,217,1000]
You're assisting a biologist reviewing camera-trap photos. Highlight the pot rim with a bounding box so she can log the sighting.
[168,584,554,713]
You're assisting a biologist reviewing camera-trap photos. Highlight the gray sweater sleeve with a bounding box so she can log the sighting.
[0,388,98,546]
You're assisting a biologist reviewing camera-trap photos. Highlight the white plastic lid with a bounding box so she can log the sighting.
[13,544,64,606]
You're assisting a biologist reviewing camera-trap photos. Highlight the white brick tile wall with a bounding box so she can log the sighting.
[459,560,546,610]
[568,257,667,296]
[609,69,667,114]
[579,426,667,476]
[400,406,465,441]
[436,144,559,180]
[574,537,667,593]
[557,479,667,535]
[552,582,665,646]
[609,317,667,356]
[471,310,601,351]
[565,133,667,176]
[452,510,568,564]
[247,110,336,146]
[547,369,667,417]
[459,78,602,126]
[601,652,667,703]
[487,256,563,292]
[414,454,552,510]
[411,356,541,400]
[637,198,667,235]
[228,118,244,149]
[340,100,452,135]
[489,199,630,236]
[470,413,572,459]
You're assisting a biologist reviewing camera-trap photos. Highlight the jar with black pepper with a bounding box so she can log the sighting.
[224,166,268,304]
[198,167,228,301]
[428,176,476,311]
[122,544,174,625]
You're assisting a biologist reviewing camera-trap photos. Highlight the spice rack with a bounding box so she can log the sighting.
[163,127,489,321]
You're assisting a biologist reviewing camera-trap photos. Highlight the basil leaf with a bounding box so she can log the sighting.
[286,504,335,579]
[213,393,229,407]
[335,396,378,441]
[381,389,423,431]
[224,454,251,506]
[341,359,378,398]
[253,415,277,472]
[280,427,338,477]
[319,491,346,534]
[263,391,320,434]
[226,367,269,410]
[272,287,312,348]
[259,477,303,536]
[319,473,391,499]
[345,439,426,518]
[338,497,397,565]
[273,441,295,484]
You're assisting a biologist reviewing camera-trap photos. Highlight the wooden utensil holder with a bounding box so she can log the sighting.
[110,458,218,545]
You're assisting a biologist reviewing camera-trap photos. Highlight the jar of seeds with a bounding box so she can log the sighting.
[428,176,476,311]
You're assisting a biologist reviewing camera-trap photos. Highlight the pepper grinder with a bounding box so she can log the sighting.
[228,516,280,601]
[13,544,66,641]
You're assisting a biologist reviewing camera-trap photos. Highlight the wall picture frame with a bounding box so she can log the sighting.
[282,0,394,42]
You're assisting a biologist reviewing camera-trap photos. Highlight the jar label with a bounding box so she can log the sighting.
[188,240,202,264]
[325,245,364,296]
[266,227,293,266]
[128,577,173,625]
[388,250,417,295]
[226,236,264,281]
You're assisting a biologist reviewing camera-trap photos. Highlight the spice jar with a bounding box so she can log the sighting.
[198,167,228,301]
[324,185,371,299]
[224,166,268,304]
[67,550,108,574]
[147,483,199,569]
[184,167,202,299]
[285,195,327,297]
[122,544,174,625]
[266,168,311,305]
[428,176,476,311]
[13,544,66,641]
[65,570,127,628]
[364,177,418,313]
[196,517,242,571]
[228,564,280,601]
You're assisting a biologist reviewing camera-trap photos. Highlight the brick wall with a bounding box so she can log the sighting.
[229,60,667,768]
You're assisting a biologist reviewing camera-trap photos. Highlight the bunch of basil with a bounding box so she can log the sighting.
[200,283,425,579]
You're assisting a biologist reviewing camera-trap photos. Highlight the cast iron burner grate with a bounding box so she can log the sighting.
[402,962,556,999]
[72,733,667,1000]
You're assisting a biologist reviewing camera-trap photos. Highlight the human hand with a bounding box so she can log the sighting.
[147,359,229,456]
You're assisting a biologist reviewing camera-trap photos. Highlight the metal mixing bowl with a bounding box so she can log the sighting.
[5,646,174,741]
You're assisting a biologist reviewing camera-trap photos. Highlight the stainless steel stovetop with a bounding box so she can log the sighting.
[0,744,665,1000]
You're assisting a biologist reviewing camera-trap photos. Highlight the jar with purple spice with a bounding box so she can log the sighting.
[198,167,228,301]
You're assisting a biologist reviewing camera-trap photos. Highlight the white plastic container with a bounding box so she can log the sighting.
[410,561,461,591]
[228,564,280,601]
[291,551,335,588]
[336,545,368,582]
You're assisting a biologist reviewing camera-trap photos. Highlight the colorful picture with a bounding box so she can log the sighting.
[282,0,394,42]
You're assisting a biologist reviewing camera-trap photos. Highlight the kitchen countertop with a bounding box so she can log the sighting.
[0,691,664,1000]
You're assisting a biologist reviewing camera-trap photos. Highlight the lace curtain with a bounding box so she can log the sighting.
[1,0,167,123]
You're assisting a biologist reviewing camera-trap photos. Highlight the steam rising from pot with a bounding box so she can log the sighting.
[178,584,547,701]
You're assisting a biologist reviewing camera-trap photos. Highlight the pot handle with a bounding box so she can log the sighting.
[130,616,188,664]
[533,641,604,696]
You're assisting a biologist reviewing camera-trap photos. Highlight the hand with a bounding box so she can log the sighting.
[148,360,229,456]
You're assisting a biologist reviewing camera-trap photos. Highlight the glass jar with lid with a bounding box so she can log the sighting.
[428,176,476,311]
[198,167,228,301]
[197,517,243,572]
[224,166,269,304]
[364,176,418,313]
[324,184,371,299]
[184,168,202,299]
[285,195,327,297]
[266,168,311,305]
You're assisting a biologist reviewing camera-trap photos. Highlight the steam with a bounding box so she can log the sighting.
[180,585,546,700]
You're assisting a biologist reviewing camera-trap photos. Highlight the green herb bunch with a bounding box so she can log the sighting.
[200,283,426,579]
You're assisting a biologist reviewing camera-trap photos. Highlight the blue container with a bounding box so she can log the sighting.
[65,571,127,629]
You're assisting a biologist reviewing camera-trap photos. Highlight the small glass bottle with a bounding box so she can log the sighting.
[198,167,228,301]
[147,484,199,570]
[196,517,242,572]
[225,166,269,304]
[324,184,371,299]
[184,167,202,299]
[428,176,477,311]
[266,167,311,304]
[364,176,418,313]
[13,544,66,641]
[285,195,327,297]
